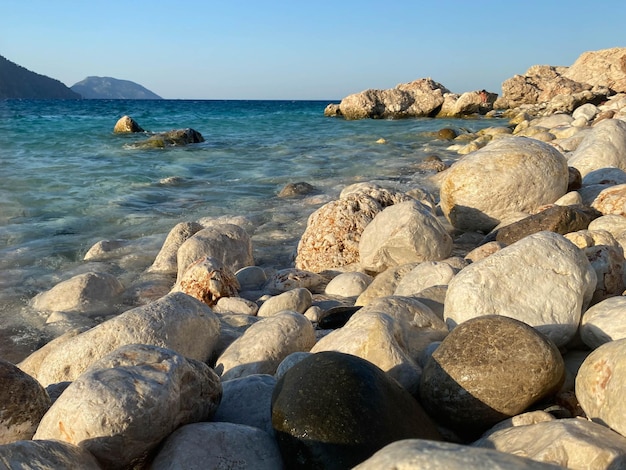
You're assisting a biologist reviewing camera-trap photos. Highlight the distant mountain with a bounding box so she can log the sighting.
[71,76,162,99]
[0,55,81,99]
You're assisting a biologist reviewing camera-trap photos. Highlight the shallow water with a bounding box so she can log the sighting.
[0,99,505,361]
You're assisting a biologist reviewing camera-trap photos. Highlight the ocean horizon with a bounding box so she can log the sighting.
[0,98,505,362]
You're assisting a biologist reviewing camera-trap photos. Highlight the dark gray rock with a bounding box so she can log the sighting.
[271,351,441,469]
[0,440,101,469]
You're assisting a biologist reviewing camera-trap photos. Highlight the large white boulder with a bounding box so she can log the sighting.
[439,136,569,232]
[568,119,626,177]
[444,231,596,347]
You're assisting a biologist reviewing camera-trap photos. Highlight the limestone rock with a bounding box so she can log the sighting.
[0,440,101,470]
[592,183,626,216]
[324,103,341,117]
[216,311,315,380]
[564,47,626,93]
[213,374,276,436]
[113,115,144,133]
[583,167,626,186]
[437,90,497,117]
[150,422,283,470]
[263,268,328,293]
[589,214,626,238]
[30,271,124,316]
[568,119,626,177]
[393,261,458,296]
[295,193,382,272]
[20,292,220,387]
[444,231,596,347]
[235,265,268,291]
[278,181,315,198]
[176,223,253,278]
[271,351,441,469]
[324,271,373,297]
[480,204,601,247]
[257,288,312,317]
[338,78,449,120]
[146,221,204,274]
[354,439,563,470]
[581,296,626,349]
[213,296,259,315]
[355,262,420,306]
[34,344,222,470]
[359,200,453,273]
[473,417,626,469]
[171,256,239,306]
[576,338,626,437]
[419,315,565,439]
[0,359,51,443]
[440,136,569,232]
[339,182,413,208]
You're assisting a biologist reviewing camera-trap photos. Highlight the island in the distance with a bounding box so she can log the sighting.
[71,76,162,100]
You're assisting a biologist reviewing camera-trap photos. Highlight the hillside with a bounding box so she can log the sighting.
[71,76,162,99]
[0,55,81,99]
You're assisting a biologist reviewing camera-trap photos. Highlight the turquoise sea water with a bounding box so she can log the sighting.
[0,99,504,361]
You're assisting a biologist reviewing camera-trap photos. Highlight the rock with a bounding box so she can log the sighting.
[437,128,458,140]
[213,296,259,315]
[278,181,315,197]
[573,102,600,122]
[393,261,458,296]
[0,440,101,469]
[564,229,626,303]
[133,128,204,148]
[295,193,382,272]
[589,214,626,238]
[150,422,284,470]
[324,271,373,297]
[563,47,626,93]
[472,417,626,469]
[30,271,124,316]
[354,439,563,470]
[216,311,315,380]
[437,90,497,117]
[235,265,268,291]
[324,103,342,117]
[440,136,569,232]
[359,200,453,273]
[355,262,420,306]
[480,204,601,246]
[146,221,204,274]
[419,315,565,439]
[553,191,583,206]
[213,374,276,436]
[0,359,51,443]
[583,167,626,186]
[581,295,626,350]
[339,182,413,207]
[338,78,449,120]
[34,344,222,470]
[444,231,596,347]
[568,119,626,177]
[576,338,626,438]
[500,64,591,107]
[113,115,144,133]
[212,314,260,362]
[465,240,505,263]
[19,292,220,387]
[176,223,253,278]
[317,305,361,329]
[271,351,441,469]
[592,183,626,216]
[263,268,327,293]
[171,256,239,306]
[257,288,313,317]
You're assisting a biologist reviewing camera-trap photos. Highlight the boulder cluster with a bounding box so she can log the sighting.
[327,47,626,120]
[4,48,626,469]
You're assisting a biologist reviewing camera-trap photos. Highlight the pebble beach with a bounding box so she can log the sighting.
[3,47,626,469]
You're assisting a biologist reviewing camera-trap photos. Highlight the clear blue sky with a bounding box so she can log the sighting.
[2,1,625,100]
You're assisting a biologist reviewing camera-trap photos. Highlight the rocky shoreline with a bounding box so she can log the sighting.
[3,48,626,469]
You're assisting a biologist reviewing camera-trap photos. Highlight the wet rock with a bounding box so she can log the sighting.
[113,115,144,133]
[133,128,204,148]
[437,128,458,140]
[271,351,441,469]
[278,181,315,197]
[419,315,565,439]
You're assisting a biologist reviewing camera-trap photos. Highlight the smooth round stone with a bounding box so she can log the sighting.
[324,271,373,297]
[271,351,441,469]
[257,288,312,317]
[419,315,565,439]
[235,265,267,290]
[580,296,626,348]
[0,440,101,469]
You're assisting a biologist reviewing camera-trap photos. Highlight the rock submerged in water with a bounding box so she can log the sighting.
[113,115,144,133]
[132,128,205,148]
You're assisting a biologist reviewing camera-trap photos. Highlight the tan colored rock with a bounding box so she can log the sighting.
[359,200,453,273]
[113,115,144,133]
[564,47,626,93]
[324,271,373,297]
[445,232,596,347]
[576,338,626,438]
[146,221,204,274]
[393,261,458,296]
[592,183,626,216]
[440,136,569,232]
[257,287,312,317]
[34,344,222,470]
[355,262,420,306]
[19,292,220,387]
[216,311,315,380]
[171,256,239,306]
[581,296,626,348]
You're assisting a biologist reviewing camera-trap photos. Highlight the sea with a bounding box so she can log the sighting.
[0,99,505,362]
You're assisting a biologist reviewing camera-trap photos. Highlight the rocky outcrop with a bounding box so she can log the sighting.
[563,47,626,93]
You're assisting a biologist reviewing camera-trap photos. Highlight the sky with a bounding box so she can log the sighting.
[2,1,625,100]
